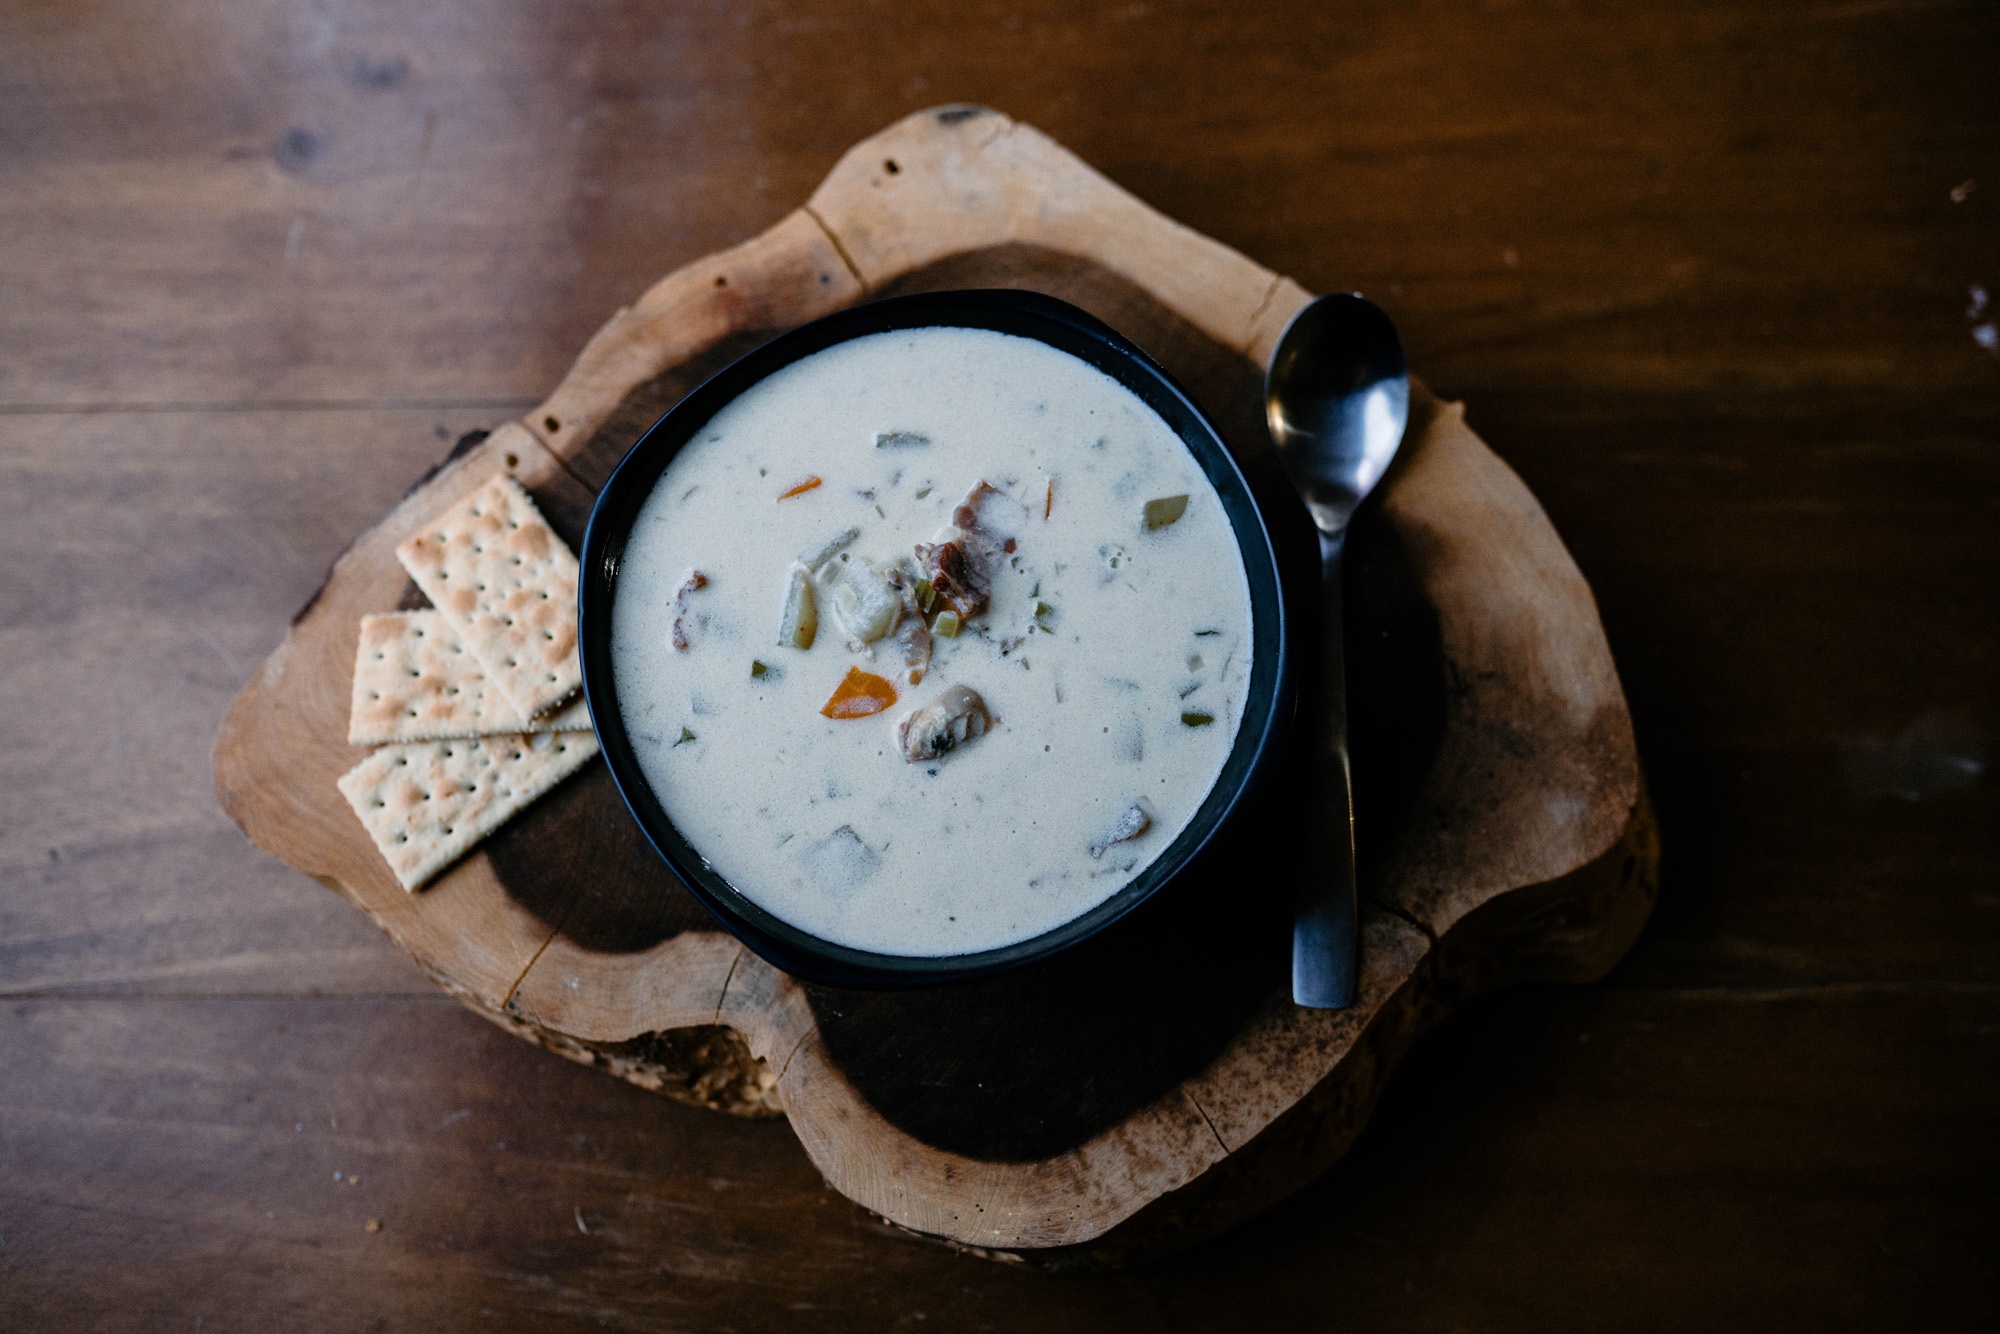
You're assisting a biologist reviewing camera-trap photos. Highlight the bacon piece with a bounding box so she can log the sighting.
[951,480,1029,541]
[919,539,988,619]
[670,569,707,651]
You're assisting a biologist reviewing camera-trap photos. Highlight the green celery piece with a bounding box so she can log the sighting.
[1143,494,1190,530]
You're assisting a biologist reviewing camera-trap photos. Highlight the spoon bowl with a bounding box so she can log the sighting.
[1266,293,1409,537]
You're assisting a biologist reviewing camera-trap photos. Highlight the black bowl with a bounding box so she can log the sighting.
[578,289,1290,988]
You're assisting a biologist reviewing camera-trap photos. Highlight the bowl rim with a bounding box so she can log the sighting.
[578,288,1289,988]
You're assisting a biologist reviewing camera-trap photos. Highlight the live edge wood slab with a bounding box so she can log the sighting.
[214,106,1656,1269]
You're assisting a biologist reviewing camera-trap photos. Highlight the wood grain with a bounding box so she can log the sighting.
[3,0,1995,1325]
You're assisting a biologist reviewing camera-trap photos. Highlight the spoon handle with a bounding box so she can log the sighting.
[1292,532,1360,1009]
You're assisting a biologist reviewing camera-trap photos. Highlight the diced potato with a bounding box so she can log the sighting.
[832,563,902,643]
[778,564,817,649]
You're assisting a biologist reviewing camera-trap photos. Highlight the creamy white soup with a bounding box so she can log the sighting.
[610,326,1253,957]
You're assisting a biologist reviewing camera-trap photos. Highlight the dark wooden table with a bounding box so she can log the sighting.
[4,2,1995,1328]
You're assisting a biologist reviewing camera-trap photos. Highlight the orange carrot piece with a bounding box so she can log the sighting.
[820,666,898,719]
[777,475,823,501]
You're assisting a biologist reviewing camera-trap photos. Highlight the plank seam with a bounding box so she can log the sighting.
[0,991,459,1002]
[0,397,540,415]
[1599,980,2000,1000]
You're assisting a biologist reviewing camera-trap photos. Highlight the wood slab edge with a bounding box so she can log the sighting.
[209,103,1663,1256]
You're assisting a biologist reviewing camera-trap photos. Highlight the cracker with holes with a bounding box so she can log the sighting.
[348,610,589,745]
[395,473,581,720]
[336,731,600,891]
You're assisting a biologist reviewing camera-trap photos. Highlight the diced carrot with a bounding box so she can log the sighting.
[820,666,898,719]
[777,475,823,501]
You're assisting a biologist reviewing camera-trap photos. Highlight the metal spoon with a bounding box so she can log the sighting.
[1265,292,1410,1009]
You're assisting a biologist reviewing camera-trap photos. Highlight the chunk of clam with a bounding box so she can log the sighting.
[1089,802,1152,859]
[894,685,992,763]
[883,564,932,684]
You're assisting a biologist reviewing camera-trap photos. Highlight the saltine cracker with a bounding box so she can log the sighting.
[337,731,599,891]
[395,473,581,719]
[349,610,589,745]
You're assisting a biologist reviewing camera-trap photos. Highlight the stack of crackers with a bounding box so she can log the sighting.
[337,473,600,891]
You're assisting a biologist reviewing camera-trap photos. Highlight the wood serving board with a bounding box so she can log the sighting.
[214,106,1657,1269]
